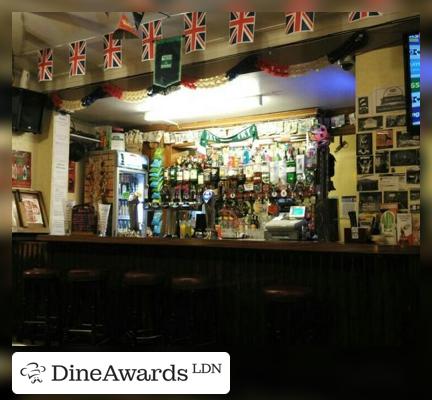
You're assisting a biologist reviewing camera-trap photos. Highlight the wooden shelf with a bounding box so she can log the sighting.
[70,132,100,143]
[331,124,356,137]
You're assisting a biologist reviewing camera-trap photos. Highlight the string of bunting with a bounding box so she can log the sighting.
[51,54,330,113]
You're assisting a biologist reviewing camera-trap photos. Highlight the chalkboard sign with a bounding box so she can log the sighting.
[71,204,97,235]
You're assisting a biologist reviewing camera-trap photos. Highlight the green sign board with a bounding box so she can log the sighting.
[153,36,182,88]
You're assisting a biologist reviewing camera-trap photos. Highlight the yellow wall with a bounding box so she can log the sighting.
[12,111,54,213]
[12,112,87,216]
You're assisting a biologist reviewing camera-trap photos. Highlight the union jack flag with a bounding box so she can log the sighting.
[37,48,53,82]
[69,40,86,77]
[184,12,206,54]
[103,33,122,70]
[229,12,256,45]
[285,12,315,35]
[142,19,162,61]
[348,12,382,23]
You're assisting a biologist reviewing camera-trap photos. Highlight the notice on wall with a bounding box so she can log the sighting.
[341,196,357,219]
[49,113,71,235]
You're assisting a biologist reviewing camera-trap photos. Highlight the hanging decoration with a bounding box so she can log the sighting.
[184,12,207,54]
[112,14,140,39]
[348,12,382,23]
[69,40,86,77]
[142,19,163,61]
[37,48,53,82]
[200,124,258,147]
[103,33,122,70]
[229,12,256,45]
[285,12,315,35]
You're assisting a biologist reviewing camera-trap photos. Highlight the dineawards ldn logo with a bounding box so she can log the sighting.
[20,362,47,383]
[12,352,230,395]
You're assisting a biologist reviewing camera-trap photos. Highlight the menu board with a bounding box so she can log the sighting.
[71,205,97,234]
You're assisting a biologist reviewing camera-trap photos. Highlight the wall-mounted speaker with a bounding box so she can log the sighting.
[12,87,47,134]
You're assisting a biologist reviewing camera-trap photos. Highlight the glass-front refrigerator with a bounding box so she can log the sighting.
[85,151,149,237]
[114,152,149,237]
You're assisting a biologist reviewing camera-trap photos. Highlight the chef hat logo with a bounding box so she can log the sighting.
[20,362,46,383]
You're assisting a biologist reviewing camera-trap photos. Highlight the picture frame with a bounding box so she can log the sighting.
[13,189,50,233]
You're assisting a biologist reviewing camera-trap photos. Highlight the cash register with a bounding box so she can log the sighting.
[264,205,308,241]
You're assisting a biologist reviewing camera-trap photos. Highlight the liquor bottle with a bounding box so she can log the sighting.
[176,161,183,183]
[190,161,198,183]
[286,149,296,185]
[197,162,205,186]
[183,162,190,183]
[164,167,170,183]
[170,165,177,184]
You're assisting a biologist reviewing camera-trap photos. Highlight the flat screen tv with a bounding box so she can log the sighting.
[404,32,420,134]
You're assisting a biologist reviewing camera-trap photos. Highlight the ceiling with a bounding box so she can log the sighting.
[74,65,355,127]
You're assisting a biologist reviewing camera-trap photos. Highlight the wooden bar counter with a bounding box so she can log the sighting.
[15,235,420,347]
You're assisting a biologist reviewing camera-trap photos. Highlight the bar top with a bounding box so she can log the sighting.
[36,235,420,255]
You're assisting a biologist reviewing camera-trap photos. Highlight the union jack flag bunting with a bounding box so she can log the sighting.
[348,12,382,23]
[142,19,162,61]
[229,12,256,45]
[69,40,86,77]
[103,33,122,70]
[285,12,315,35]
[184,12,206,54]
[38,48,53,82]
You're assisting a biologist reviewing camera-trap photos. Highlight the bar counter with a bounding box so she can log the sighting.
[36,235,419,255]
[13,235,420,348]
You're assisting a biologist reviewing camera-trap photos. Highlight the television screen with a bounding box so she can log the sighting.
[405,33,420,132]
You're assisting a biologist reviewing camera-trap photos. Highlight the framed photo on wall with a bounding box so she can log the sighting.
[13,189,49,233]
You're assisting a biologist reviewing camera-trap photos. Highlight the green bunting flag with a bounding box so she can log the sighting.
[200,124,258,147]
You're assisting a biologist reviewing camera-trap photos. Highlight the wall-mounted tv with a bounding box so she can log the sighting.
[404,32,420,134]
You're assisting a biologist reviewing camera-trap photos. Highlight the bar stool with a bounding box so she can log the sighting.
[262,285,315,346]
[168,275,216,347]
[20,267,59,345]
[63,268,106,345]
[121,271,165,346]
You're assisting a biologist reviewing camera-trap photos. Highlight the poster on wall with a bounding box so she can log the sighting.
[384,191,409,210]
[12,151,31,188]
[68,161,76,193]
[375,86,406,113]
[356,133,372,155]
[396,131,420,148]
[376,129,393,150]
[357,155,374,175]
[358,96,369,115]
[385,114,406,128]
[375,151,390,173]
[359,192,382,213]
[358,116,383,132]
[390,149,420,166]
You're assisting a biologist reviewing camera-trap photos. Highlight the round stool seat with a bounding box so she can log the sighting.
[171,276,208,290]
[23,268,56,279]
[263,285,312,302]
[67,269,102,282]
[123,271,163,286]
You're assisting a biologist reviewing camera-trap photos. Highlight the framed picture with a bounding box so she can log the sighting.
[385,114,406,128]
[406,168,420,185]
[390,149,420,166]
[396,131,420,148]
[13,189,49,233]
[356,133,372,155]
[375,151,390,173]
[383,191,409,211]
[359,192,382,213]
[358,116,383,132]
[376,129,394,150]
[357,155,374,175]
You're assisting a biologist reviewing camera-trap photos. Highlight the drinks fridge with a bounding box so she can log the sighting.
[84,151,149,236]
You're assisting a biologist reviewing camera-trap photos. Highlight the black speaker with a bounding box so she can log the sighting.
[12,87,47,133]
